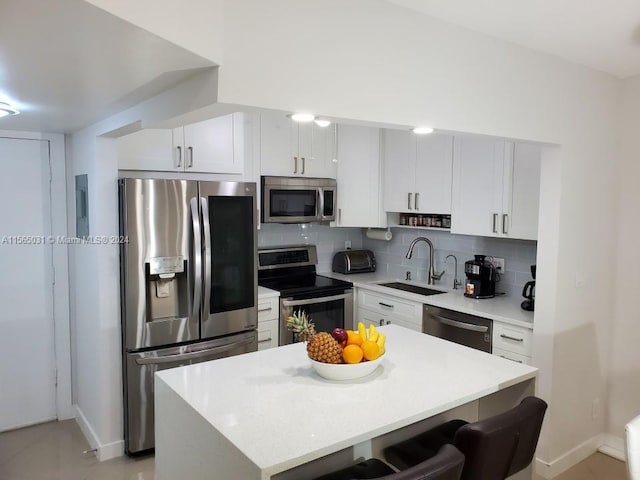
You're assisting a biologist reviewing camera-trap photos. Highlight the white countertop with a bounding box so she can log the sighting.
[156,325,537,477]
[258,285,279,298]
[321,271,534,329]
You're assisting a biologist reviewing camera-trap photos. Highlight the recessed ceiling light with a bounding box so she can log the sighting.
[289,113,315,122]
[314,119,331,127]
[412,126,434,135]
[0,102,19,118]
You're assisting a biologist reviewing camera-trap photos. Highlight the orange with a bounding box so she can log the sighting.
[362,341,380,361]
[346,330,363,346]
[342,344,364,364]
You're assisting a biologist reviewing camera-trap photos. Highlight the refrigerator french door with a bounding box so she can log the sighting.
[119,178,258,454]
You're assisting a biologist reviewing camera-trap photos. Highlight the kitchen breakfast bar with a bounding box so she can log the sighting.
[154,325,538,480]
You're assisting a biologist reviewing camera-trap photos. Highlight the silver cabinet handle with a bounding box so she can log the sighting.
[176,146,183,168]
[500,334,523,342]
[502,214,508,234]
[499,355,523,364]
[187,146,194,168]
[379,302,394,308]
[258,307,272,312]
[415,192,419,210]
[301,157,306,175]
[492,213,499,233]
[408,193,413,210]
[379,319,384,326]
[258,337,272,344]
[338,208,342,223]
[433,315,489,333]
[386,320,391,325]
[293,156,298,174]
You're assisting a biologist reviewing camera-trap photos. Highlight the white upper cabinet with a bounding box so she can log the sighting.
[333,124,386,228]
[383,130,453,214]
[451,136,540,240]
[259,111,337,178]
[118,113,245,175]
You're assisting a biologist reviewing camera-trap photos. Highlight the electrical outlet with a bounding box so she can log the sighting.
[592,398,600,419]
[344,240,351,249]
[492,257,505,273]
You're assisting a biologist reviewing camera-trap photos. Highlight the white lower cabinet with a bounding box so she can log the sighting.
[257,294,280,351]
[355,288,422,332]
[492,322,532,364]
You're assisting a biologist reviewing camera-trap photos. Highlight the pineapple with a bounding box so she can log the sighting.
[286,310,343,364]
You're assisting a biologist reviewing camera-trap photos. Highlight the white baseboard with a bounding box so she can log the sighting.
[535,434,603,479]
[598,434,626,462]
[74,405,124,462]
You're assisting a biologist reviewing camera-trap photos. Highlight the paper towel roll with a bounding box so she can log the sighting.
[366,229,393,241]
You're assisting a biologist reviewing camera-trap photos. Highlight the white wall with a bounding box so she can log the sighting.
[74,0,622,473]
[608,75,640,445]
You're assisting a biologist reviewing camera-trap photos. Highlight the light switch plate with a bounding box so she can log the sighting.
[492,257,505,273]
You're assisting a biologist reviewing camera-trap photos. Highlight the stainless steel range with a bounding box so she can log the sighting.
[257,245,353,345]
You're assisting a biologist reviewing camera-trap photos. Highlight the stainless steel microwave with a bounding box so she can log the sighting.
[261,176,337,223]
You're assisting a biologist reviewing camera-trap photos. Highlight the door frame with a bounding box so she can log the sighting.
[0,130,73,422]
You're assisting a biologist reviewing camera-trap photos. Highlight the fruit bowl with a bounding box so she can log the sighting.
[310,354,385,381]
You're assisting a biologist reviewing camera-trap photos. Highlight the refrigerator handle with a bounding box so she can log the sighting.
[201,197,212,319]
[190,198,202,319]
[134,338,255,365]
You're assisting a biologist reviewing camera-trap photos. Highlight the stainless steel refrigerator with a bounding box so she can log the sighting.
[118,178,258,454]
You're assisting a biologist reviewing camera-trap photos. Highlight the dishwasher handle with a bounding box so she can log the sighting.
[432,315,489,333]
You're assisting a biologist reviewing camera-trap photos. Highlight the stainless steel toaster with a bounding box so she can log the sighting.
[332,250,376,274]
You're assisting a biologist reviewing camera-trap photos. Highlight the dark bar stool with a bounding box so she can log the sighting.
[384,396,547,480]
[313,444,464,480]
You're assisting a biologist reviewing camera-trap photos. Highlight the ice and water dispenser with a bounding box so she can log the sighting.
[145,256,189,323]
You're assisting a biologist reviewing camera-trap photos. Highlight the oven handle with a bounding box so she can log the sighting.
[432,315,489,333]
[282,292,351,307]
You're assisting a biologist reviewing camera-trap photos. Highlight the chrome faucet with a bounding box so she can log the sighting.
[405,237,444,285]
[445,254,462,290]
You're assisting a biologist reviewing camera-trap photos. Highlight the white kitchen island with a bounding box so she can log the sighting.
[155,325,538,480]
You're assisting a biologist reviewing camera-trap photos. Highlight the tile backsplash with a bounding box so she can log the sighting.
[258,224,363,273]
[362,227,537,296]
[259,224,537,297]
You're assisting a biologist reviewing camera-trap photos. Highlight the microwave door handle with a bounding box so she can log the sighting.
[282,292,350,307]
[317,187,325,220]
[201,197,212,319]
[190,198,202,319]
[134,338,255,365]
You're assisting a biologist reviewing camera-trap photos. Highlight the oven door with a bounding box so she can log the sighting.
[280,290,353,345]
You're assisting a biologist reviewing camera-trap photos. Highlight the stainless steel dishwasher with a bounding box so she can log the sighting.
[423,305,492,352]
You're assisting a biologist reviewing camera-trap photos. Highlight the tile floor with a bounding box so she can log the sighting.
[0,420,628,479]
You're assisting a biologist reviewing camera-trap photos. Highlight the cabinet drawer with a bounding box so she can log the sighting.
[493,323,532,356]
[257,319,279,351]
[493,347,531,366]
[358,307,421,332]
[258,296,279,322]
[358,289,422,319]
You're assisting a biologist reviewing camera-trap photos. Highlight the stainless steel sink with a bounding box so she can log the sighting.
[378,282,446,296]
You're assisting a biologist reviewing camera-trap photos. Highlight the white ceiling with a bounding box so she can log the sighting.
[387,0,640,78]
[0,0,214,133]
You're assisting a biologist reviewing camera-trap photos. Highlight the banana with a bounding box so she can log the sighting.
[376,333,386,355]
[368,324,379,342]
[358,321,367,341]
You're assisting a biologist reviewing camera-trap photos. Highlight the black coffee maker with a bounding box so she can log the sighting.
[521,265,536,311]
[464,255,496,299]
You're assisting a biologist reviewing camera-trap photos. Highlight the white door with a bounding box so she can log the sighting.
[414,134,454,214]
[506,143,541,240]
[0,137,56,431]
[383,129,414,213]
[260,111,297,176]
[117,129,177,172]
[184,114,241,174]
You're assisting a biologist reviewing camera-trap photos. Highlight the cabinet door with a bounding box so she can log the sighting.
[335,125,384,227]
[260,112,297,176]
[414,134,454,214]
[504,143,541,240]
[450,136,505,237]
[117,129,178,171]
[358,307,391,329]
[183,114,242,174]
[306,123,337,178]
[383,129,414,212]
